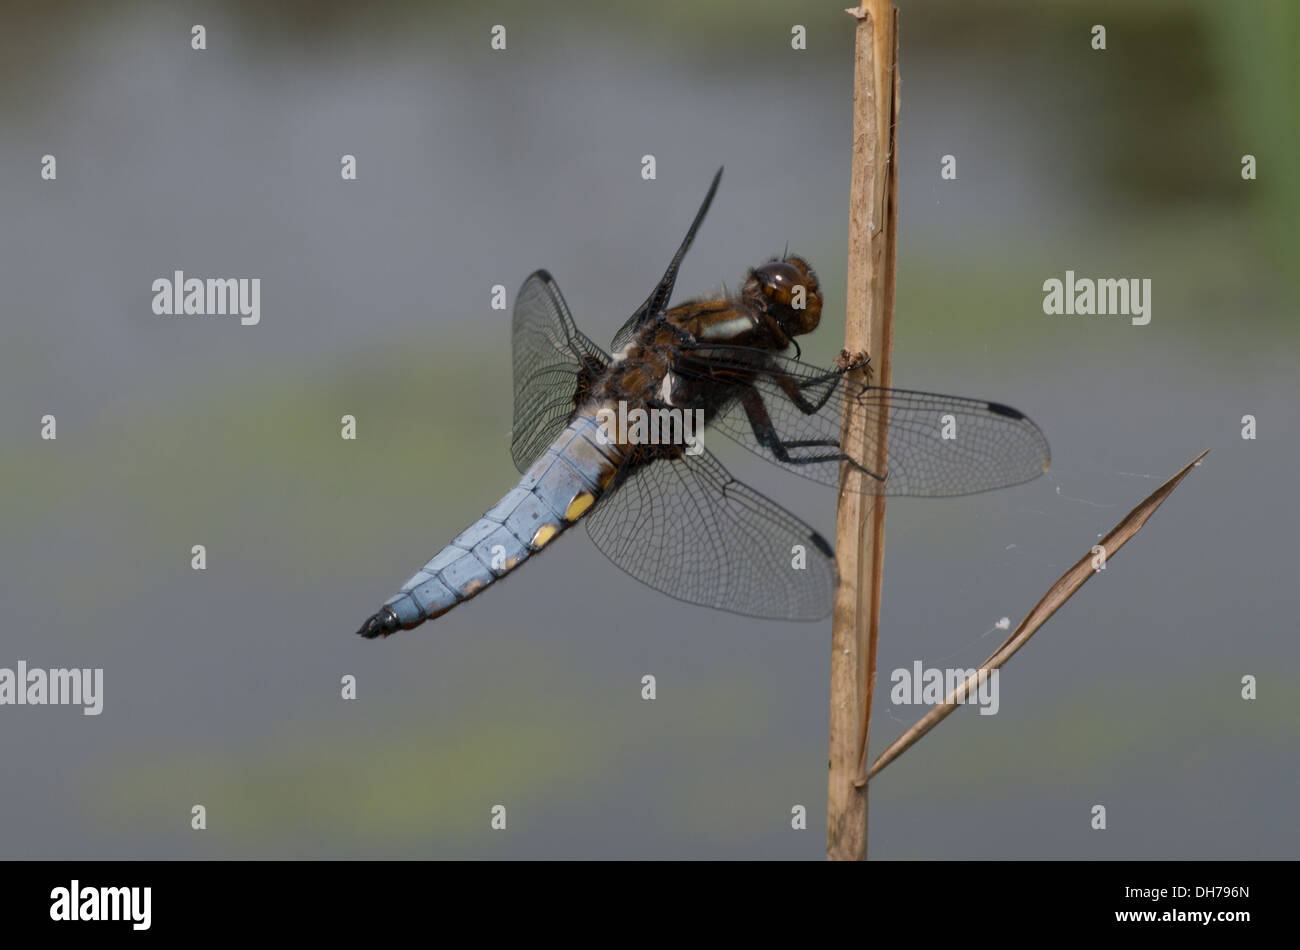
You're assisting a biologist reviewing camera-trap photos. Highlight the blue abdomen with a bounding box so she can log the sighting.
[358,415,620,637]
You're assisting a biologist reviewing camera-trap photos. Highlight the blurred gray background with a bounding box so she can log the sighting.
[1,0,1296,859]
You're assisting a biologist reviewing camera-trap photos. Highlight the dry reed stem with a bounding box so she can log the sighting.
[828,0,899,861]
[867,449,1211,780]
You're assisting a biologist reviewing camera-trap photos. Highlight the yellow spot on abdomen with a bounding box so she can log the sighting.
[564,491,595,521]
[531,524,559,549]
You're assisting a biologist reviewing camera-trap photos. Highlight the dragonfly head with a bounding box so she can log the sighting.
[744,255,823,340]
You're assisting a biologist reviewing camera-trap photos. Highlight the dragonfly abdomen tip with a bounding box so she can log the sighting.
[357,607,401,639]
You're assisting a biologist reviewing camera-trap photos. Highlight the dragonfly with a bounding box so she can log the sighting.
[356,168,1050,637]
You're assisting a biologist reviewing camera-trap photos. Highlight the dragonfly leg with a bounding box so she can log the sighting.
[738,388,885,482]
[832,348,871,375]
[765,358,867,416]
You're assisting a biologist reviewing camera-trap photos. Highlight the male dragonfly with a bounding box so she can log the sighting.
[356,168,1050,637]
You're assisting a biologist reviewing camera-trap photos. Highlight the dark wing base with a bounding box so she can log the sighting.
[510,270,610,472]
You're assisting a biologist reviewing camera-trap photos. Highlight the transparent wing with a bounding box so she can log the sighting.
[675,349,1051,496]
[585,448,836,621]
[511,270,610,472]
[609,167,723,353]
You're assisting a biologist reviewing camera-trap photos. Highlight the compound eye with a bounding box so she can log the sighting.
[749,257,821,336]
[755,262,804,301]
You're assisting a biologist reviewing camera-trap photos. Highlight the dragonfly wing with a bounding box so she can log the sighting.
[584,448,836,621]
[609,167,723,353]
[676,349,1051,496]
[511,270,610,473]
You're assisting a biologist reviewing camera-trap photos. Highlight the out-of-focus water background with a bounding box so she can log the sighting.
[1,0,1296,859]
